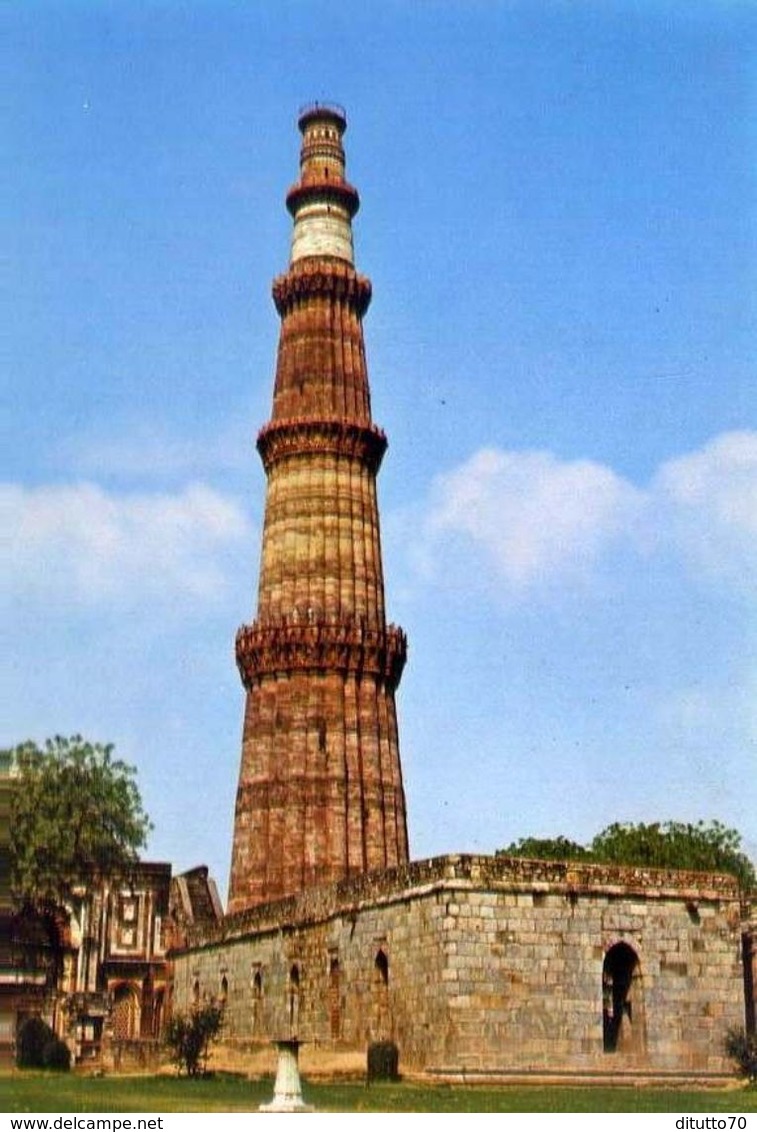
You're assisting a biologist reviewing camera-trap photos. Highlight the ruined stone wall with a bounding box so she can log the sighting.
[173,889,449,1068]
[434,885,741,1073]
[173,855,745,1074]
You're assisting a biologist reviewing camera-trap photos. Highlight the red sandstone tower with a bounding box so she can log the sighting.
[227,105,409,914]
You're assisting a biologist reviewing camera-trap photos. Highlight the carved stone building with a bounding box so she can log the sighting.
[0,752,54,1067]
[0,832,221,1069]
[172,105,754,1078]
[67,864,173,1068]
[175,856,750,1075]
[0,858,173,1068]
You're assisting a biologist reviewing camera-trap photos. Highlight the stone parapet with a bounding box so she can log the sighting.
[183,853,741,951]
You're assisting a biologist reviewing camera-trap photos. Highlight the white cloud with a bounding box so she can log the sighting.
[59,420,253,479]
[654,431,757,597]
[414,431,757,602]
[7,431,755,617]
[421,447,642,593]
[3,481,253,608]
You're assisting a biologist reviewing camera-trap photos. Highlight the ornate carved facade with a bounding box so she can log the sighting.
[0,861,172,1068]
[0,844,221,1068]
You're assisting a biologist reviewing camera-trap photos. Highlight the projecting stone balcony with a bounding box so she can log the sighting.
[67,990,109,1018]
[285,177,360,220]
[235,615,406,689]
[272,258,371,315]
[256,417,387,472]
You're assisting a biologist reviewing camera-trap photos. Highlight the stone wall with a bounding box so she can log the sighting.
[172,854,746,1075]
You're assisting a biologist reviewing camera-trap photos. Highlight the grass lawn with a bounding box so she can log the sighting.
[4,1074,756,1113]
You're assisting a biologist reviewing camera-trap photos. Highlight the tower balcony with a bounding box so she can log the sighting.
[285,178,360,220]
[235,616,407,691]
[272,258,371,315]
[256,417,386,473]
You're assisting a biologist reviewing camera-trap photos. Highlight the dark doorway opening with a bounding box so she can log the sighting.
[328,957,341,1040]
[603,942,644,1054]
[288,964,300,1037]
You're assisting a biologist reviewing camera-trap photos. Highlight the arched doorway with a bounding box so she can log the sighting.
[152,989,165,1038]
[111,984,140,1040]
[373,950,390,1041]
[251,969,263,1036]
[328,957,341,1041]
[603,942,645,1055]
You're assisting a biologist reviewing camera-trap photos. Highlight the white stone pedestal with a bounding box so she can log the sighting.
[259,1039,314,1113]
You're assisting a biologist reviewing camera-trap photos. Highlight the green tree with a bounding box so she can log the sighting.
[498,835,592,862]
[590,821,755,890]
[7,735,152,909]
[16,1016,71,1071]
[165,1005,224,1077]
[499,820,755,890]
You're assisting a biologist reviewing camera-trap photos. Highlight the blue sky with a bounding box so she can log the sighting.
[5,1,756,898]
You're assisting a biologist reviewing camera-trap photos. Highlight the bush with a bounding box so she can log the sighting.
[42,1035,72,1071]
[725,1028,757,1085]
[17,1016,70,1071]
[367,1040,399,1081]
[17,1017,49,1068]
[165,1004,223,1077]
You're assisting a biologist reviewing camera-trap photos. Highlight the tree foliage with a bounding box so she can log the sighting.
[16,1016,71,1071]
[7,736,152,909]
[165,1005,224,1077]
[591,821,755,889]
[725,1028,757,1085]
[500,836,593,863]
[500,820,755,890]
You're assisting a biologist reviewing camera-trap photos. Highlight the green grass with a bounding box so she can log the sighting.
[3,1074,756,1113]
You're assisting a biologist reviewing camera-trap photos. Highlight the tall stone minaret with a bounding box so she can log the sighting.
[228,105,409,914]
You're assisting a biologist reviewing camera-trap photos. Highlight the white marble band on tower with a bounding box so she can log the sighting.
[290,200,355,264]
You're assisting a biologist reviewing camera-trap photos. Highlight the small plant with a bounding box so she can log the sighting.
[367,1040,399,1082]
[17,1016,71,1071]
[165,1004,223,1077]
[725,1027,757,1085]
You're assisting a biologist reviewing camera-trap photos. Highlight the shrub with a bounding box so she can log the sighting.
[725,1028,757,1085]
[42,1034,72,1071]
[165,1004,223,1077]
[17,1017,49,1068]
[17,1016,70,1071]
[367,1040,399,1081]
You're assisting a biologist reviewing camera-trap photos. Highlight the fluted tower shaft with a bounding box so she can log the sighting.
[228,105,409,914]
